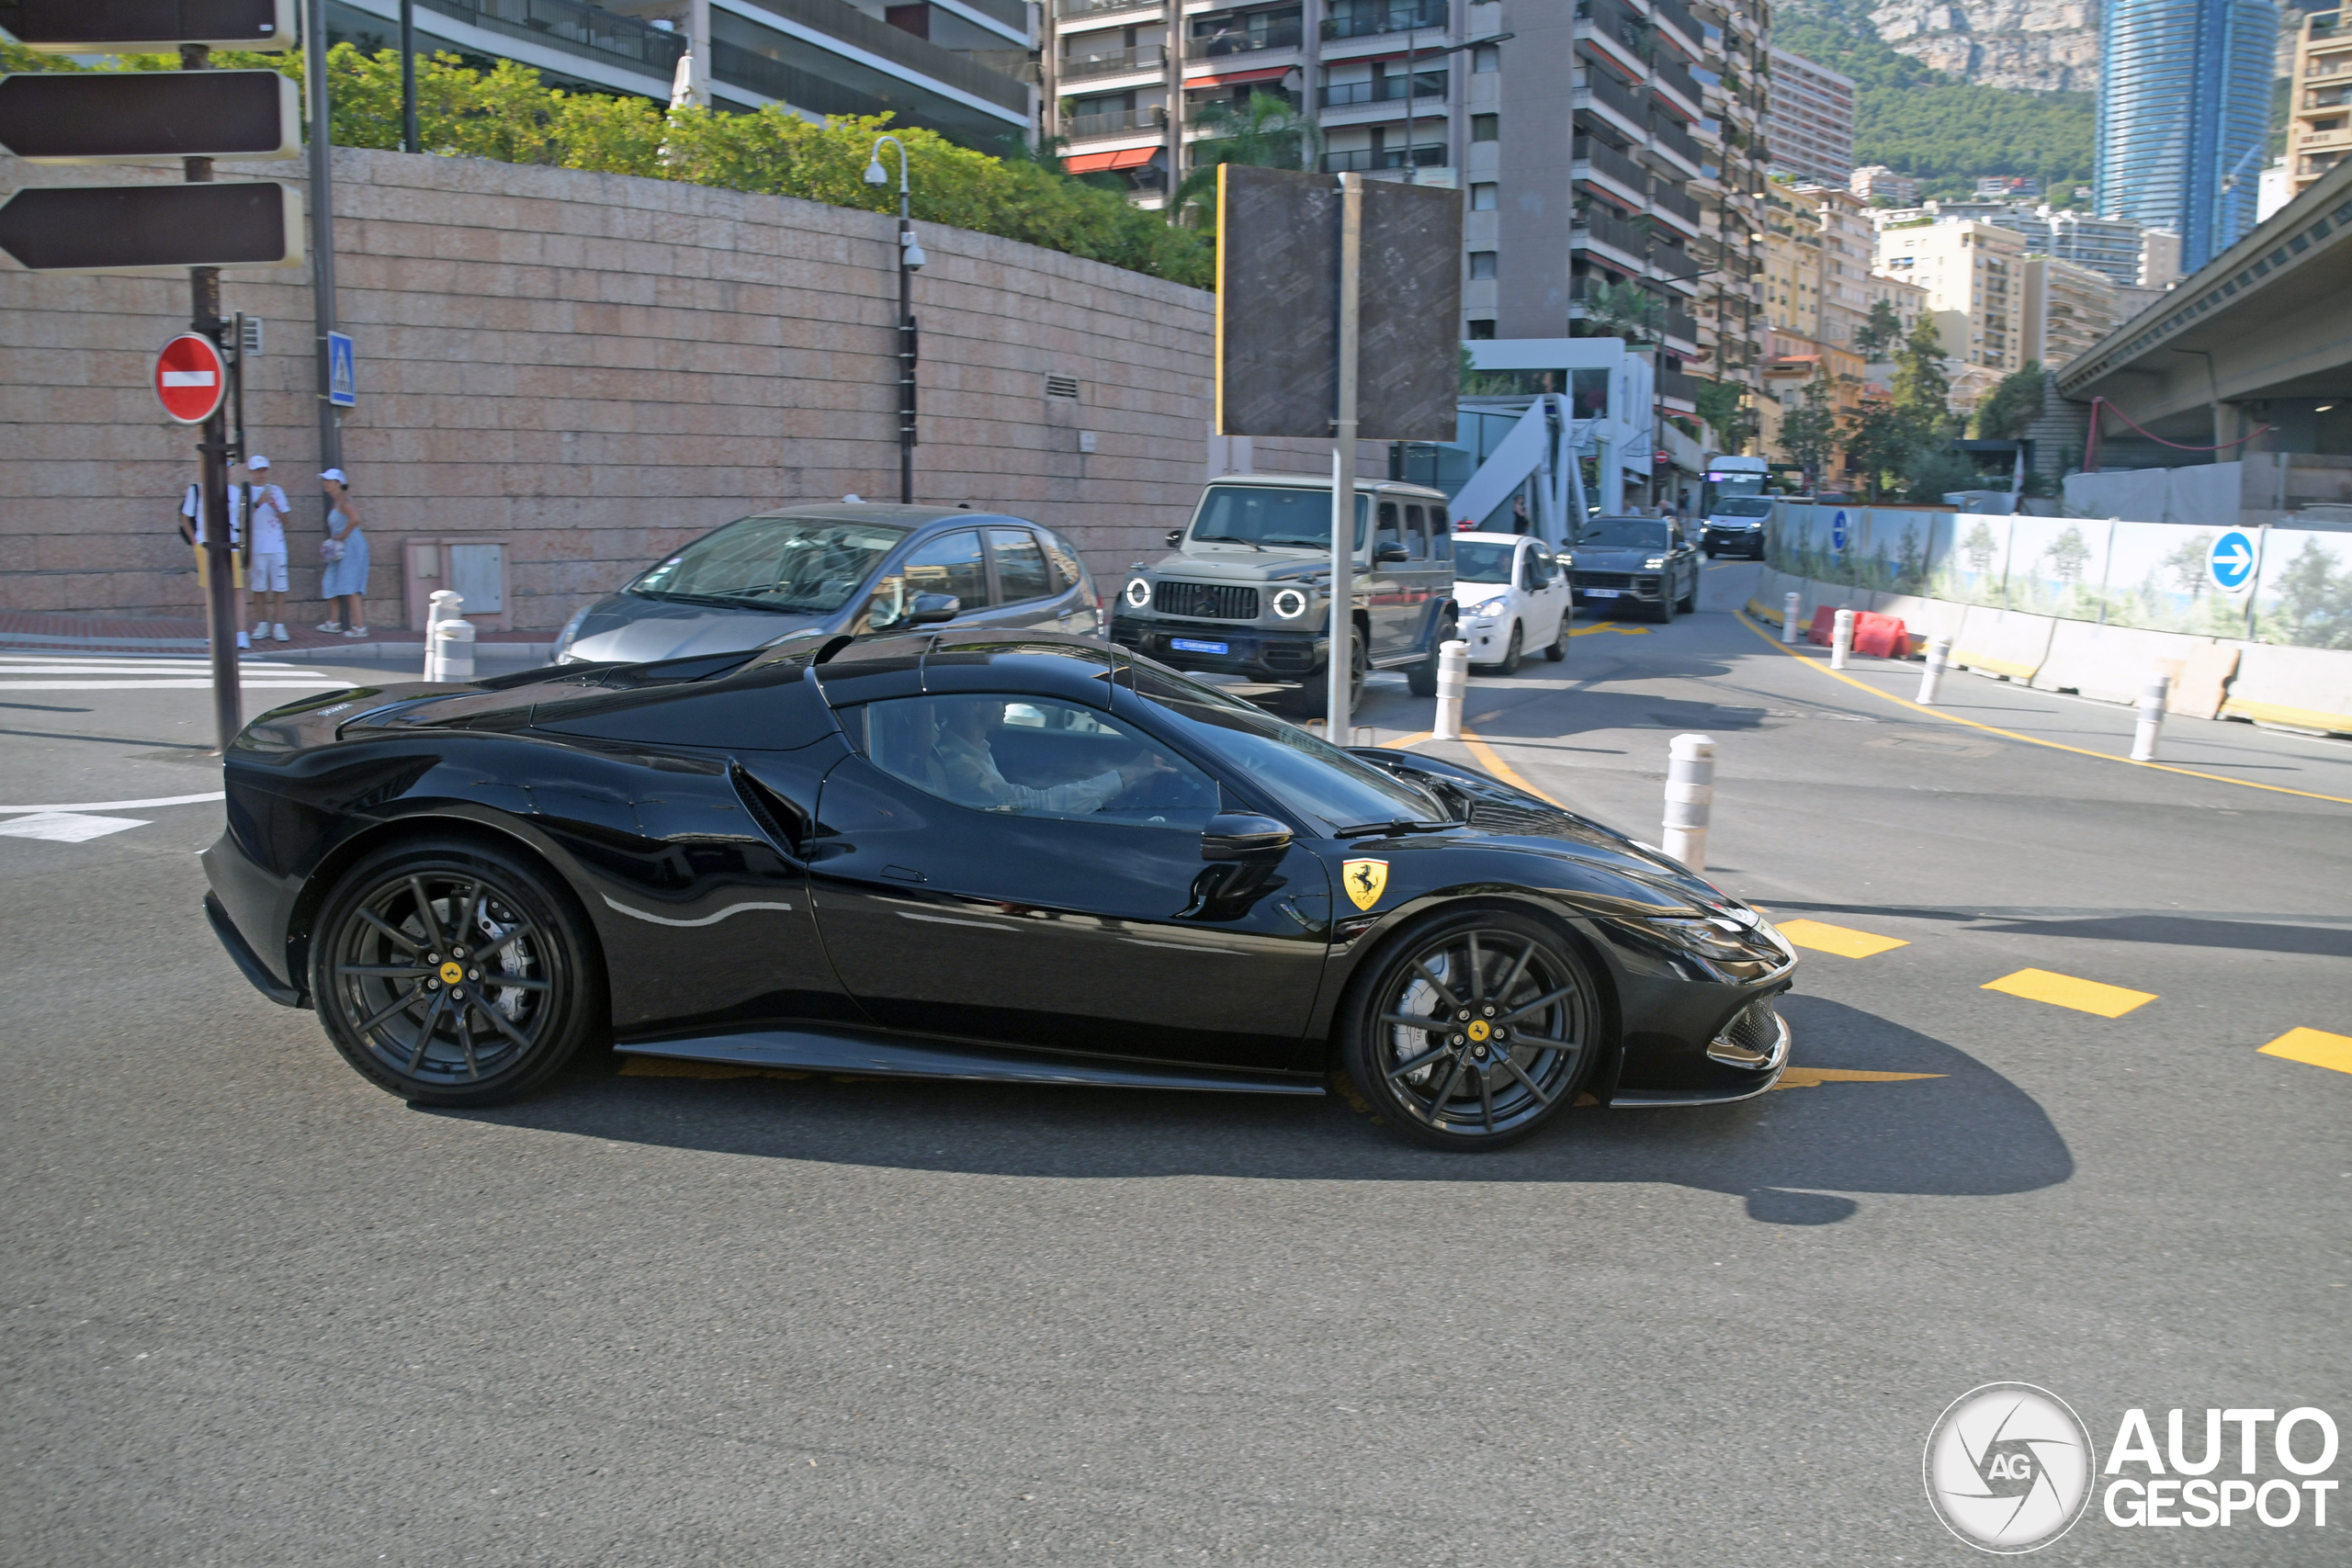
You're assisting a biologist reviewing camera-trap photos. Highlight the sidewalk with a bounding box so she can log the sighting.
[0,608,553,660]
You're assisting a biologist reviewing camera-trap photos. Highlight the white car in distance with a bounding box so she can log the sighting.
[1450,532,1570,673]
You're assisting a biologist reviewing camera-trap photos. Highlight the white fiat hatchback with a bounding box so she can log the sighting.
[1450,532,1571,673]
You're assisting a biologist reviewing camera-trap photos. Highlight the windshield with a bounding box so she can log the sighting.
[631,514,911,613]
[1452,540,1516,584]
[1711,499,1773,518]
[1123,661,1442,833]
[1576,516,1672,550]
[1190,485,1369,551]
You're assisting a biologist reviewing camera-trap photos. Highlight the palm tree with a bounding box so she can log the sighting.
[1168,91,1324,224]
[1578,275,1663,344]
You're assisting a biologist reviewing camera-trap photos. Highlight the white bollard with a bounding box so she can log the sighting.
[431,614,477,683]
[1917,636,1951,705]
[1781,591,1803,645]
[424,590,462,682]
[1829,607,1855,670]
[1661,733,1714,873]
[1431,638,1469,740]
[2130,671,2169,761]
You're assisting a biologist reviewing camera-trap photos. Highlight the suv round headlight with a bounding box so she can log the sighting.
[1123,576,1152,609]
[1271,587,1308,619]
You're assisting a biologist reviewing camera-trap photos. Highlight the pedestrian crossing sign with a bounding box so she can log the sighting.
[327,331,356,408]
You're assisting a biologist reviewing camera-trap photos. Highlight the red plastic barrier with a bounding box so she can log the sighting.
[1852,612,1908,659]
[1807,606,1838,647]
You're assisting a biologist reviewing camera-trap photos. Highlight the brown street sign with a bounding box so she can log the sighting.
[0,0,295,53]
[0,182,305,273]
[0,70,301,163]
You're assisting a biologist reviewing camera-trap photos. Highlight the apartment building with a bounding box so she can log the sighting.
[1764,45,1855,186]
[2290,10,2352,197]
[1760,181,1871,351]
[1849,164,1917,207]
[2020,254,2120,370]
[1874,220,2030,378]
[325,0,1035,144]
[1864,198,2169,294]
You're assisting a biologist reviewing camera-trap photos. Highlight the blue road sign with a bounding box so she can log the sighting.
[326,330,355,408]
[2207,528,2259,594]
[1830,509,1849,552]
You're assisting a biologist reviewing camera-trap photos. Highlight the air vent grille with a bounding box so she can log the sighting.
[1045,374,1080,400]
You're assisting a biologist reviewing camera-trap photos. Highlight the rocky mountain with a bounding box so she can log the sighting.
[1868,1,2104,95]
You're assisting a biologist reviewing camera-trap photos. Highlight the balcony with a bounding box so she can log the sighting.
[1321,72,1445,108]
[1575,0,1647,75]
[1653,56,1703,120]
[1652,179,1702,236]
[1062,42,1168,81]
[1066,105,1167,139]
[1658,367,1701,407]
[1323,1,1448,42]
[1322,143,1446,172]
[1573,62,1648,141]
[1187,19,1305,59]
[1665,306,1699,347]
[1576,137,1650,206]
[1650,243,1700,282]
[1649,116,1702,175]
[1056,0,1163,15]
[422,0,685,78]
[1571,204,1649,269]
[1651,0,1702,60]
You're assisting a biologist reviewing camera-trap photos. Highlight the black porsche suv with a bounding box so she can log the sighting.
[1108,475,1459,715]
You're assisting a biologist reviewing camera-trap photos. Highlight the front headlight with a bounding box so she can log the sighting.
[1271,587,1309,619]
[552,603,594,663]
[1643,557,1668,570]
[1123,576,1152,609]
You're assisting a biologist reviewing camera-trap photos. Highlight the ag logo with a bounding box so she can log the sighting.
[1340,858,1387,911]
[1924,1383,2096,1553]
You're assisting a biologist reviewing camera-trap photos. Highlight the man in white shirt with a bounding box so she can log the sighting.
[179,475,247,650]
[239,455,293,642]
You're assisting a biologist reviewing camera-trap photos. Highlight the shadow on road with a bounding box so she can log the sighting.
[440,997,2071,1225]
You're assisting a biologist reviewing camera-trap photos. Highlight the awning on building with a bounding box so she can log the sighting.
[1182,64,1295,87]
[1064,146,1160,174]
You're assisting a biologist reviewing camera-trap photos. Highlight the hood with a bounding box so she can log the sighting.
[1569,543,1668,567]
[564,593,828,664]
[1149,552,1337,585]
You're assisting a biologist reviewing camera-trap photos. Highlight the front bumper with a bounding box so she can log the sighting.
[1701,526,1765,555]
[1110,615,1327,681]
[1571,572,1666,607]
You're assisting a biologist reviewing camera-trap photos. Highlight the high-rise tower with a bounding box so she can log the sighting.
[2094,0,2275,270]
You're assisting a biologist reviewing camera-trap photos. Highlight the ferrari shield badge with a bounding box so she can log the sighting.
[1341,858,1388,911]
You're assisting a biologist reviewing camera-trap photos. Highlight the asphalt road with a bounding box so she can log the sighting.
[4,583,2347,1565]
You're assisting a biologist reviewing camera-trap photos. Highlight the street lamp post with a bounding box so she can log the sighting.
[865,137,927,503]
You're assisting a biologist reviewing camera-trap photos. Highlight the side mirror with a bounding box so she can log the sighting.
[1166,529,1185,547]
[906,592,960,626]
[1374,542,1410,563]
[1200,812,1291,863]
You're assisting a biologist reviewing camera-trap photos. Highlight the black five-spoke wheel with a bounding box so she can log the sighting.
[311,839,598,1105]
[1341,910,1597,1149]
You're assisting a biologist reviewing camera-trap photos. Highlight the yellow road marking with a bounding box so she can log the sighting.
[1379,729,1433,750]
[1460,724,1566,807]
[1731,609,2352,807]
[1569,622,1649,637]
[1775,918,1910,959]
[1982,967,2157,1018]
[1773,1066,1947,1089]
[2256,1026,2352,1076]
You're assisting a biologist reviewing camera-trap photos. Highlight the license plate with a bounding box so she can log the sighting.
[1170,637,1228,654]
[1582,588,1621,599]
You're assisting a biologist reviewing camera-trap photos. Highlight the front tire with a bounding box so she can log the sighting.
[1340,909,1599,1150]
[310,838,602,1106]
[1486,621,1522,675]
[1284,634,1369,719]
[1543,611,1567,661]
[1677,570,1698,613]
[1406,615,1456,697]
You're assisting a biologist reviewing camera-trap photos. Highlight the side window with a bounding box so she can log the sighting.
[1532,547,1557,587]
[1405,504,1430,558]
[1035,530,1085,592]
[988,527,1054,604]
[1375,502,1403,556]
[859,694,1220,829]
[858,530,987,629]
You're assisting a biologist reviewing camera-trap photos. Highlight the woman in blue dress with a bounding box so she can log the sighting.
[316,468,370,637]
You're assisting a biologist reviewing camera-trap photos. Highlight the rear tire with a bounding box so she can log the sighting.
[310,838,602,1106]
[1340,908,1599,1150]
[1406,615,1456,697]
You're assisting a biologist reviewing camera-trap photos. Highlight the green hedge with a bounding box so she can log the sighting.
[0,41,1213,288]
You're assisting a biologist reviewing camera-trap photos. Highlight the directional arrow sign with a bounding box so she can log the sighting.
[1830,509,1849,551]
[2207,528,2261,594]
[0,71,301,163]
[0,182,303,274]
[155,333,227,424]
[0,0,294,53]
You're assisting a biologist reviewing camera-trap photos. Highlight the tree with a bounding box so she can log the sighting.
[1891,311,1953,437]
[1777,370,1842,489]
[1844,401,1913,502]
[1578,276,1664,344]
[1974,362,2049,440]
[2044,525,2091,584]
[1962,520,1999,576]
[1849,299,1906,359]
[1167,92,1323,226]
[1692,378,1757,453]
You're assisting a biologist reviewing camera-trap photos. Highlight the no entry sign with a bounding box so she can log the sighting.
[154,333,227,424]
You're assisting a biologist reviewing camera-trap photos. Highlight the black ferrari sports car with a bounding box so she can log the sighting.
[203,630,1796,1149]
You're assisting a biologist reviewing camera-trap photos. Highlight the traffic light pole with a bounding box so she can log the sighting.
[307,0,344,492]
[184,42,243,752]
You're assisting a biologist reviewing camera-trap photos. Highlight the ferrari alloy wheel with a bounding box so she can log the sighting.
[1341,911,1597,1149]
[311,840,599,1105]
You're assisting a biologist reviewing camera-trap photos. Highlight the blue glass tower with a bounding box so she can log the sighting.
[2095,0,2276,271]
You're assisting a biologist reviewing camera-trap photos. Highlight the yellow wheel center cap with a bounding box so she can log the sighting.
[1466,1019,1491,1043]
[438,961,464,986]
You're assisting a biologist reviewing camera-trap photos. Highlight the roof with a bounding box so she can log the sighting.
[1205,472,1450,502]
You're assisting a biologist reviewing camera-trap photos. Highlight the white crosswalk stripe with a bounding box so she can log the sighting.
[0,652,349,691]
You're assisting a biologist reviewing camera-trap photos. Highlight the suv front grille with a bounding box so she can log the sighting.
[1152,581,1260,620]
[1572,571,1643,592]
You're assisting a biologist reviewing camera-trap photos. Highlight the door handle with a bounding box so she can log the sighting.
[882,864,926,883]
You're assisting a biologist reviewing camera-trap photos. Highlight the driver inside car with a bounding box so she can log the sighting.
[917,696,1175,816]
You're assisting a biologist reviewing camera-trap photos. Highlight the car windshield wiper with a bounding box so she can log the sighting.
[630,589,808,615]
[1334,818,1453,839]
[1191,533,1264,550]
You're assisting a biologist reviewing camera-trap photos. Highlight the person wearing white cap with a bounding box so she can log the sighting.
[239,455,293,642]
[316,468,370,637]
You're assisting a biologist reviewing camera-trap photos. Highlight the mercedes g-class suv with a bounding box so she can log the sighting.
[1108,474,1458,716]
